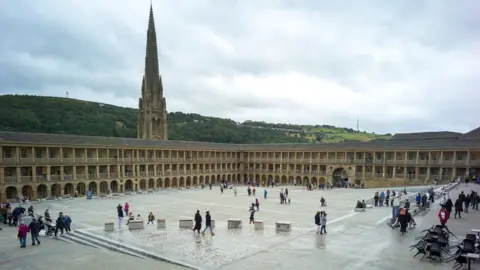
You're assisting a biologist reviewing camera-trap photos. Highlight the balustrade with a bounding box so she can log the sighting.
[50,175,61,181]
[62,158,75,164]
[64,174,73,181]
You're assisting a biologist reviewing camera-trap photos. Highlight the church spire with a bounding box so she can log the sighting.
[138,3,168,141]
[144,3,159,86]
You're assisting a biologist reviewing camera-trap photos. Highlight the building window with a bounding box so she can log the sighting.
[50,151,55,159]
[4,149,12,158]
[35,149,42,159]
[21,148,27,158]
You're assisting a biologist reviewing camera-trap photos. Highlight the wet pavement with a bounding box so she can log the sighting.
[2,184,478,269]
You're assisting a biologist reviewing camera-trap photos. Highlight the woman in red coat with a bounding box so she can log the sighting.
[438,205,450,226]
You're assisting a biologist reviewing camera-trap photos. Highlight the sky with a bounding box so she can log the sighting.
[0,0,479,134]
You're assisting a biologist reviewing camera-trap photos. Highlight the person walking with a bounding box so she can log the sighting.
[64,215,72,233]
[320,212,328,234]
[17,221,29,248]
[55,212,65,237]
[438,205,450,226]
[202,211,214,235]
[117,204,124,227]
[314,211,321,233]
[28,218,41,245]
[124,202,129,217]
[193,210,202,234]
[454,198,463,219]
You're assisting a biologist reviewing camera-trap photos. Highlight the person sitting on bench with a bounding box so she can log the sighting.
[320,197,326,207]
[356,200,366,209]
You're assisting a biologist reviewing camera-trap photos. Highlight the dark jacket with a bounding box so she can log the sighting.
[64,216,72,225]
[56,215,65,228]
[117,209,124,218]
[314,213,320,225]
[205,213,212,226]
[445,199,453,212]
[194,213,202,224]
[454,199,463,210]
[29,220,41,234]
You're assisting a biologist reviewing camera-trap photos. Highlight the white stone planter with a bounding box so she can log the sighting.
[254,220,264,230]
[157,219,166,229]
[275,221,292,232]
[179,219,194,228]
[228,219,242,229]
[104,222,115,232]
[128,220,144,230]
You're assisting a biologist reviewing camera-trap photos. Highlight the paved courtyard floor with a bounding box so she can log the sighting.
[2,184,479,270]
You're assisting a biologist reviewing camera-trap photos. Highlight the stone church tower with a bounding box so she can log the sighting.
[137,5,168,140]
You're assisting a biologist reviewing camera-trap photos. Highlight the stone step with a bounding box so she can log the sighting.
[73,229,198,269]
[60,233,101,249]
[63,232,148,260]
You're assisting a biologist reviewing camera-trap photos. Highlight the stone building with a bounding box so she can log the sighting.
[0,5,479,201]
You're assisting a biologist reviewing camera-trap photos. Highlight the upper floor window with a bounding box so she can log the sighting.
[35,149,42,159]
[472,154,477,161]
[21,148,27,158]
[4,149,12,158]
[50,151,55,158]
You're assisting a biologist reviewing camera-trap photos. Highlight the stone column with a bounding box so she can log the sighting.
[73,167,77,180]
[32,166,37,183]
[73,148,76,162]
[47,166,51,181]
[60,166,64,180]
[16,167,21,184]
[59,148,63,162]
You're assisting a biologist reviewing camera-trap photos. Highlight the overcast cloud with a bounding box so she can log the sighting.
[1,0,479,134]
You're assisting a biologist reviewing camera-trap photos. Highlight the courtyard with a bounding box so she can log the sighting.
[12,184,468,270]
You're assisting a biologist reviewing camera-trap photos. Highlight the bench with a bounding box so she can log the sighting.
[179,219,194,228]
[254,220,264,230]
[157,219,166,229]
[275,221,292,232]
[354,208,366,212]
[104,222,115,232]
[228,219,242,229]
[128,220,144,230]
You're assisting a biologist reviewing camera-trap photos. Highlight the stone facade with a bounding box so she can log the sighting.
[137,5,168,141]
[1,6,479,201]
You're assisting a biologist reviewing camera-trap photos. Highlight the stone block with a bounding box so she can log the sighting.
[157,219,166,229]
[228,219,242,229]
[355,208,366,212]
[128,220,144,230]
[125,192,132,195]
[276,221,292,232]
[211,220,216,228]
[179,219,194,228]
[366,205,373,209]
[104,222,115,232]
[254,220,264,230]
[147,189,154,193]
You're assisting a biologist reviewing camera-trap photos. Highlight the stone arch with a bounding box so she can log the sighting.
[261,174,267,183]
[172,177,178,187]
[268,175,274,183]
[21,185,34,199]
[255,174,260,183]
[274,175,279,185]
[303,176,309,185]
[88,181,98,195]
[179,177,185,187]
[186,176,192,187]
[332,167,348,185]
[193,176,198,186]
[37,184,48,199]
[249,174,254,182]
[237,174,241,184]
[205,175,210,184]
[227,174,231,182]
[51,183,61,197]
[281,175,287,185]
[148,178,155,189]
[199,175,204,185]
[64,183,74,196]
[165,178,171,188]
[295,176,302,185]
[211,175,216,185]
[319,177,326,185]
[139,179,147,190]
[99,181,108,194]
[5,186,17,200]
[288,176,294,185]
[311,177,318,186]
[110,180,119,193]
[125,179,133,191]
[218,175,222,183]
[77,182,86,195]
[156,178,163,189]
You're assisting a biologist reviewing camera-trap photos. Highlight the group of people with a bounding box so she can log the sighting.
[314,211,328,234]
[193,210,214,235]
